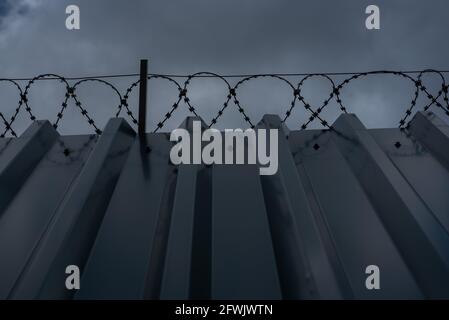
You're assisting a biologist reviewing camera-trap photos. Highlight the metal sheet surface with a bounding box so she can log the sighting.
[0,111,448,299]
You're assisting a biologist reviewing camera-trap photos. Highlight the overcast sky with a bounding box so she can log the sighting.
[0,0,448,135]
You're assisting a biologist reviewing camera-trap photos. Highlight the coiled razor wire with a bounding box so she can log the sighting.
[0,69,448,137]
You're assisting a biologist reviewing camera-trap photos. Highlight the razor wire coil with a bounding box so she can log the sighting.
[0,69,448,137]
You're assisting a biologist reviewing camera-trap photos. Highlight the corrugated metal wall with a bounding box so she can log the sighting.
[0,111,448,300]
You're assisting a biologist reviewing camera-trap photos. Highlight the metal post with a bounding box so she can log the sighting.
[138,59,148,137]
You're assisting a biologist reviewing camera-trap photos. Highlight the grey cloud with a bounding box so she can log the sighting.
[0,0,448,135]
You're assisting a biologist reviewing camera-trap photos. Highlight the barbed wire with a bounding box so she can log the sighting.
[0,69,448,137]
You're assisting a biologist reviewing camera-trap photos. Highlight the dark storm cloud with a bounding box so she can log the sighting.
[0,0,32,23]
[0,0,11,15]
[0,0,448,135]
[0,0,12,29]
